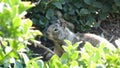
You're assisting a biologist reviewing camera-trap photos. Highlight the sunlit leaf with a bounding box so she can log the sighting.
[20,53,29,65]
[19,1,34,14]
[37,60,44,68]
[12,17,21,29]
[64,40,72,46]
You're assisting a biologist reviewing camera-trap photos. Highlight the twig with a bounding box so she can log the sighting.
[38,44,55,55]
[99,26,109,35]
[109,35,114,42]
[34,41,55,55]
[98,20,109,35]
[34,0,41,5]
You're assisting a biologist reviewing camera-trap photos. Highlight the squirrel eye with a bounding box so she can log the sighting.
[54,28,58,32]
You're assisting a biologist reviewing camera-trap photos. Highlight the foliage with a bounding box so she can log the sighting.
[26,0,120,31]
[0,0,43,67]
[1,0,120,68]
[46,40,120,68]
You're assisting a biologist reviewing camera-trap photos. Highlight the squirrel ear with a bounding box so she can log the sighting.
[56,19,66,28]
[57,20,61,25]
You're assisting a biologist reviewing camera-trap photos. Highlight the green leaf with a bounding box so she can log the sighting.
[114,0,120,6]
[0,3,5,13]
[19,2,33,14]
[99,12,107,20]
[0,3,11,22]
[73,42,81,49]
[84,0,94,5]
[70,61,79,68]
[11,6,18,18]
[61,64,69,68]
[49,55,61,68]
[64,40,72,46]
[61,53,68,64]
[9,50,18,58]
[102,4,111,12]
[80,8,90,15]
[92,2,102,8]
[22,19,32,34]
[37,60,44,68]
[74,2,83,8]
[20,53,29,65]
[0,48,4,61]
[9,0,21,7]
[31,61,39,68]
[96,64,105,68]
[53,2,62,9]
[32,18,39,25]
[5,47,18,58]
[62,46,69,53]
[91,51,101,62]
[12,17,21,29]
[45,9,54,20]
[86,16,97,27]
[2,0,20,6]
[71,51,79,60]
[17,43,25,50]
[68,8,75,15]
[14,60,23,68]
[84,42,94,52]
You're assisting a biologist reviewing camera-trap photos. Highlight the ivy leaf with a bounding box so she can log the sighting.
[92,2,103,8]
[84,0,94,5]
[114,0,120,6]
[99,12,107,20]
[86,16,98,27]
[52,2,62,9]
[102,4,111,12]
[45,9,54,20]
[80,8,90,15]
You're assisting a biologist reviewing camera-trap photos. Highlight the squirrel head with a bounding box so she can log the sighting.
[46,20,66,42]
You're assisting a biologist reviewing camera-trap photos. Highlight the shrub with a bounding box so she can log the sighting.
[26,0,120,31]
[0,0,42,67]
[1,0,119,67]
[46,40,120,68]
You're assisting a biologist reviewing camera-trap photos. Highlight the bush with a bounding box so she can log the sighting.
[0,0,42,67]
[1,0,120,68]
[46,40,120,68]
[26,0,120,31]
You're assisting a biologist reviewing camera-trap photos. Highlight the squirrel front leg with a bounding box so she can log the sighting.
[54,44,64,57]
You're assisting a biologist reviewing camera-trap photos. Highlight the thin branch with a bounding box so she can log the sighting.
[109,35,114,42]
[34,41,55,55]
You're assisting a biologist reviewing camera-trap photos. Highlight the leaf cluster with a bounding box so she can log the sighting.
[45,40,120,68]
[0,0,42,67]
[26,0,120,31]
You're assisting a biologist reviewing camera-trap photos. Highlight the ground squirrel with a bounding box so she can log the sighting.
[46,20,116,56]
